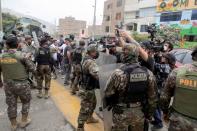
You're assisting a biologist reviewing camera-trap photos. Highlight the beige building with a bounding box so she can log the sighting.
[58,17,86,36]
[102,0,125,35]
[124,0,157,33]
[87,25,104,37]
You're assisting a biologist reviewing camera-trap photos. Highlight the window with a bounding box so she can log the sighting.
[116,12,121,20]
[160,12,182,22]
[126,25,133,31]
[106,16,110,21]
[117,0,122,7]
[139,7,156,18]
[135,11,139,18]
[105,26,110,32]
[107,4,112,9]
[140,25,148,32]
[191,10,197,20]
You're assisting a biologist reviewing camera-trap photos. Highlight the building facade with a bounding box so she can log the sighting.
[156,0,197,29]
[87,25,104,37]
[102,0,125,35]
[58,17,86,36]
[124,0,157,33]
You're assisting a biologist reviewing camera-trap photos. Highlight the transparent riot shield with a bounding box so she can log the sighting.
[96,52,117,66]
[99,63,122,131]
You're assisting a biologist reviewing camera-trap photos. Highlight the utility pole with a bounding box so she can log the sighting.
[0,0,2,32]
[92,0,97,40]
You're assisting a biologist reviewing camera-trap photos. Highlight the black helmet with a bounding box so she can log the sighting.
[40,38,48,46]
[6,34,18,49]
[140,41,152,50]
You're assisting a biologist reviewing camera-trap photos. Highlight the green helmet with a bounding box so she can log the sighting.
[87,44,97,53]
[122,44,139,63]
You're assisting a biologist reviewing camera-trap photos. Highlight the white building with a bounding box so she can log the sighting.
[124,0,157,33]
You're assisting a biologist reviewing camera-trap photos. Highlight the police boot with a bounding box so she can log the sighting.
[86,117,99,124]
[37,90,43,98]
[10,118,17,131]
[20,114,31,128]
[44,90,49,99]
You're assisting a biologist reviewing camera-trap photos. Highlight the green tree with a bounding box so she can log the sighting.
[2,13,18,34]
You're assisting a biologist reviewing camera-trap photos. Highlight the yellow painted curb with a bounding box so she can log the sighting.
[50,80,104,131]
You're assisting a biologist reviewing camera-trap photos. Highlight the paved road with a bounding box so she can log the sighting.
[0,88,74,131]
[0,72,168,131]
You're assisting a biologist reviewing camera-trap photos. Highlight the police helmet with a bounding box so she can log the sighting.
[122,44,139,63]
[6,34,18,49]
[40,38,48,46]
[87,44,97,53]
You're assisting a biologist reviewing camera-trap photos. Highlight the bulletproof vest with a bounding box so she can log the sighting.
[121,64,148,103]
[0,51,28,81]
[81,57,99,90]
[36,47,50,65]
[172,66,197,119]
[72,47,83,64]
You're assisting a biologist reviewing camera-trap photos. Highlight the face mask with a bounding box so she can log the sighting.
[163,46,168,51]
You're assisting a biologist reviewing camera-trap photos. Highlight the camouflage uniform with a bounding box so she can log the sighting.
[77,56,99,124]
[160,63,197,131]
[36,65,51,90]
[35,46,52,97]
[70,47,85,94]
[104,44,157,131]
[77,45,99,130]
[105,67,157,131]
[0,50,35,120]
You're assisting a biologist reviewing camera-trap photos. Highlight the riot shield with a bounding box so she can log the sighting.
[99,63,122,131]
[96,52,117,66]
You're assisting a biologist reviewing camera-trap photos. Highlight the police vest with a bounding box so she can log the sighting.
[0,52,28,81]
[121,64,149,103]
[172,66,197,119]
[36,48,50,65]
[81,57,99,90]
[72,47,83,64]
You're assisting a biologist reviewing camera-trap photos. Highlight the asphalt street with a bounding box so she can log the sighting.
[0,72,168,131]
[0,87,74,131]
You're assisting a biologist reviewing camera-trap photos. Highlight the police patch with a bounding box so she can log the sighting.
[0,58,17,64]
[178,78,197,88]
[39,50,45,55]
[130,73,147,82]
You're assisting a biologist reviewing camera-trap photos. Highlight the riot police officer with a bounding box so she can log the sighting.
[0,35,36,131]
[77,44,99,131]
[104,44,158,131]
[35,38,52,99]
[160,47,197,130]
[70,40,85,95]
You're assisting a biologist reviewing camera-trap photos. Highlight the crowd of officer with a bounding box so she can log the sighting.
[0,28,196,131]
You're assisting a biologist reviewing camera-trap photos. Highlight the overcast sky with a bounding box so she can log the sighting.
[2,0,105,25]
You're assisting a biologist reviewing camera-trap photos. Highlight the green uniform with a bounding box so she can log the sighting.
[0,50,35,120]
[160,62,197,131]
